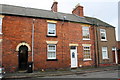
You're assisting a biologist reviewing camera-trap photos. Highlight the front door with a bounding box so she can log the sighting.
[18,46,28,70]
[70,46,78,68]
[112,51,116,63]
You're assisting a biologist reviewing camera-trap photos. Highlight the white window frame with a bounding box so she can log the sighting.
[102,47,109,59]
[83,46,92,61]
[47,23,56,36]
[100,29,107,41]
[0,18,3,34]
[82,26,90,40]
[47,44,56,59]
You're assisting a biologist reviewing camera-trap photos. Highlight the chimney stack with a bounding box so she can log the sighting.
[51,0,58,12]
[72,3,84,17]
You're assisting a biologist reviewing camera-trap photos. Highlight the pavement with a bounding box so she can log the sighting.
[2,65,119,79]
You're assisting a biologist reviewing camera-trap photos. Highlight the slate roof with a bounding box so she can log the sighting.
[85,16,114,27]
[0,4,90,24]
[0,4,114,27]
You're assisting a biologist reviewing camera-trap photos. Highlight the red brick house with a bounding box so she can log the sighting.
[0,1,117,72]
[85,17,117,67]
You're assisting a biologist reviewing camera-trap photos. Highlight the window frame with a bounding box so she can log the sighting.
[47,44,56,59]
[0,18,3,34]
[100,29,107,41]
[83,46,92,61]
[82,26,90,40]
[102,47,109,59]
[47,23,56,36]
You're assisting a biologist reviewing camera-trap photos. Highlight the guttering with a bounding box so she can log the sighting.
[1,13,91,25]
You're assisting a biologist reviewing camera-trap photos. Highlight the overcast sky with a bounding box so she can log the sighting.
[1,0,119,40]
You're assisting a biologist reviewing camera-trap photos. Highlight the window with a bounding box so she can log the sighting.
[0,18,2,34]
[47,23,56,36]
[112,47,116,51]
[82,26,90,40]
[102,47,108,59]
[83,46,91,60]
[100,29,107,41]
[47,44,56,59]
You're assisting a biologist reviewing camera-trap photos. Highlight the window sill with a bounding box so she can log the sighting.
[101,39,107,42]
[46,35,57,37]
[103,58,109,60]
[83,38,90,40]
[83,59,92,61]
[46,59,58,61]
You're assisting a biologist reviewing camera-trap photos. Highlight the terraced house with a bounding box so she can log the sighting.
[0,1,117,72]
[85,17,117,66]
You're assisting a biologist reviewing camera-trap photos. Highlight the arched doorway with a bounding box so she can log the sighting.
[18,45,28,70]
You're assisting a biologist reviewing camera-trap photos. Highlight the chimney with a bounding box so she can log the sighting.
[72,3,84,17]
[51,0,58,12]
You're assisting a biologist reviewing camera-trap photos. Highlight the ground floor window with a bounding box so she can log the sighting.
[47,44,56,59]
[83,46,91,60]
[102,47,108,59]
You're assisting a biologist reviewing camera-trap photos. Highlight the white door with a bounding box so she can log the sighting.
[70,46,78,68]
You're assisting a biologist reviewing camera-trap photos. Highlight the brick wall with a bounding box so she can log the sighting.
[2,15,95,72]
[95,26,116,66]
[118,41,120,49]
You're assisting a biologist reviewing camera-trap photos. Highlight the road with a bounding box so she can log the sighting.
[42,70,119,78]
[3,70,120,80]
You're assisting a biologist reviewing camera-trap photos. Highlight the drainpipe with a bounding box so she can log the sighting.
[61,16,66,64]
[96,25,100,67]
[32,19,35,71]
[92,18,100,67]
[93,24,97,67]
[115,47,118,64]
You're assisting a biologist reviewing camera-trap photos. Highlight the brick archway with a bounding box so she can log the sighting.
[16,42,31,51]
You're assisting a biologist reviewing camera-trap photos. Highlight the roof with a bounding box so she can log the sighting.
[0,4,90,24]
[85,16,114,27]
[0,4,114,27]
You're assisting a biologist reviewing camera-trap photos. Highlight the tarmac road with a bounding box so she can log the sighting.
[42,70,119,78]
[3,70,119,80]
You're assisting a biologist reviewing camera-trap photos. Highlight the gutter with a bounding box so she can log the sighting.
[0,13,91,25]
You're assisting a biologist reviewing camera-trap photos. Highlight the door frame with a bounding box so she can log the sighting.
[112,47,118,64]
[16,42,31,71]
[18,45,28,70]
[70,46,78,68]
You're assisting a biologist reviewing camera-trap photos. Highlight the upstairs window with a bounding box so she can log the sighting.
[100,29,107,41]
[47,44,56,59]
[47,23,56,36]
[82,26,90,40]
[0,18,2,34]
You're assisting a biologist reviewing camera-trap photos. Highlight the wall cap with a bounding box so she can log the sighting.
[46,41,58,44]
[47,20,57,23]
[0,15,4,18]
[69,44,78,46]
[82,44,91,46]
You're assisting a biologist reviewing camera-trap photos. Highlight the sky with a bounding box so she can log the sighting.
[1,0,119,40]
[118,1,120,41]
